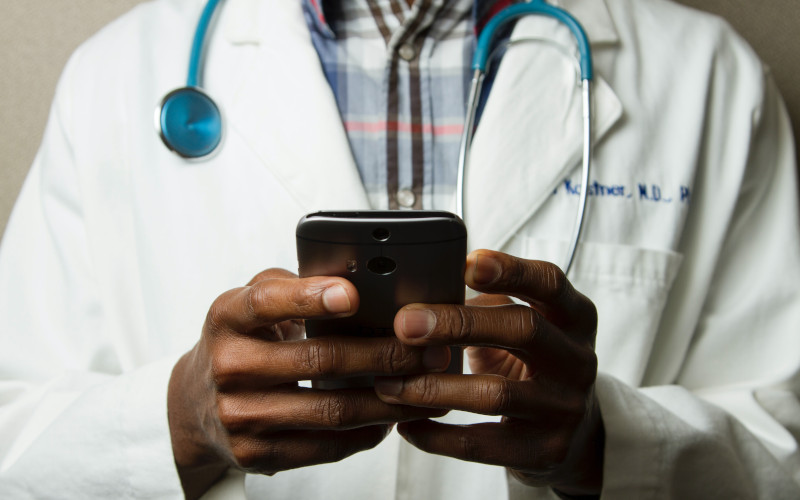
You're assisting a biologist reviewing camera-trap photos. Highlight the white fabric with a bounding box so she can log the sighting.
[0,0,798,498]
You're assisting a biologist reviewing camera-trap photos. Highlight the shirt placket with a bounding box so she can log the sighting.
[310,0,481,211]
[372,0,445,210]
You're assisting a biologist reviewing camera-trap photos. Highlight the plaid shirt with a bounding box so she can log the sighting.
[302,0,513,210]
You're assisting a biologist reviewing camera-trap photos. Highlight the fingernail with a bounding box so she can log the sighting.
[471,254,502,285]
[322,285,350,313]
[422,346,450,371]
[402,309,436,338]
[375,377,403,397]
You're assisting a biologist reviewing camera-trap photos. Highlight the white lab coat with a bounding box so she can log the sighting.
[1,0,798,498]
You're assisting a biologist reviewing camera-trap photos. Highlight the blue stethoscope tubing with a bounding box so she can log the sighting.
[157,0,593,274]
[457,1,593,276]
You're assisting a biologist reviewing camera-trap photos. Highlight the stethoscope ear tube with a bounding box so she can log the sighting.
[562,80,593,276]
[473,1,592,80]
[457,1,594,277]
[455,70,484,221]
[455,78,592,277]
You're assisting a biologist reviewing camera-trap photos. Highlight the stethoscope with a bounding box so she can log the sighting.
[457,1,593,275]
[156,0,223,159]
[156,0,593,275]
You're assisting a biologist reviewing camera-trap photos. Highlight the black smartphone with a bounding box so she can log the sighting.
[296,210,467,389]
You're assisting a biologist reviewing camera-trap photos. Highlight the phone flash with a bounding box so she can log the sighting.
[346,260,357,272]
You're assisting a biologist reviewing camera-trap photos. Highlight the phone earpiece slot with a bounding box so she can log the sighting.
[372,228,391,241]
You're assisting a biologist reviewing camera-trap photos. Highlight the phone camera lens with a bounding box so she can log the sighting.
[372,228,391,241]
[367,256,397,275]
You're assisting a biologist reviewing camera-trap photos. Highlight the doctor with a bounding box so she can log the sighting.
[0,1,799,499]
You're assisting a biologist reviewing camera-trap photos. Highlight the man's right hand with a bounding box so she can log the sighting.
[167,268,451,499]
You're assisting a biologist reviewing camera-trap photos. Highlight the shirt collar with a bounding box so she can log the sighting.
[224,0,619,47]
[303,0,477,40]
[303,0,335,39]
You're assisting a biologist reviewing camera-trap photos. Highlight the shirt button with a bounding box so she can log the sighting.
[397,188,416,208]
[398,43,417,61]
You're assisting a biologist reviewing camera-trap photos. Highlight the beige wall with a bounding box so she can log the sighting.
[0,0,148,238]
[1,0,798,238]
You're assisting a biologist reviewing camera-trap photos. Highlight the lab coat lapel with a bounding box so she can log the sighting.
[466,1,623,252]
[220,0,370,211]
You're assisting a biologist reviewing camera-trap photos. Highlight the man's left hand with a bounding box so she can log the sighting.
[375,249,604,496]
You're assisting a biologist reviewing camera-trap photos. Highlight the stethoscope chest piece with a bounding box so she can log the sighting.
[156,86,222,159]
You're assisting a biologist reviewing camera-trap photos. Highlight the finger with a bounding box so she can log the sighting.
[207,276,359,335]
[394,303,592,372]
[374,373,589,419]
[465,345,527,380]
[397,419,568,474]
[218,387,447,434]
[247,268,298,285]
[229,424,392,475]
[466,293,514,307]
[212,336,452,389]
[464,250,596,331]
[243,270,306,340]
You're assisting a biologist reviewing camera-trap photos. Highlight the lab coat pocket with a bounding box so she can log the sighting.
[521,239,684,386]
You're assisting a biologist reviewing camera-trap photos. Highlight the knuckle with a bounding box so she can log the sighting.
[546,430,573,468]
[315,427,384,463]
[314,395,350,428]
[457,307,474,341]
[206,294,233,333]
[293,280,337,318]
[247,269,274,286]
[428,306,472,343]
[563,397,588,427]
[232,438,277,473]
[556,392,594,438]
[420,377,442,406]
[584,300,599,328]
[414,376,441,406]
[572,347,598,391]
[445,306,472,342]
[216,395,247,432]
[230,439,254,470]
[208,336,261,390]
[579,300,599,341]
[583,351,599,385]
[517,432,569,473]
[210,347,239,391]
[302,338,340,377]
[247,282,271,318]
[504,258,528,289]
[250,278,313,320]
[539,262,569,301]
[522,307,544,345]
[378,340,400,373]
[248,267,296,286]
[382,341,420,373]
[483,377,511,415]
[458,433,484,463]
[293,285,321,317]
